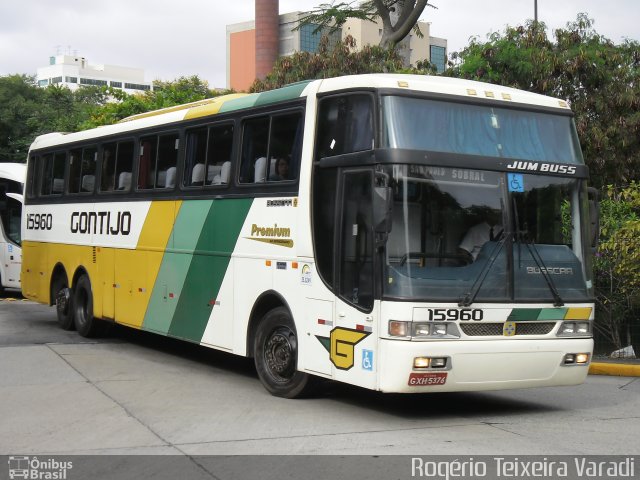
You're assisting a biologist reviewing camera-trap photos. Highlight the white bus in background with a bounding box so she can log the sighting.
[0,162,25,291]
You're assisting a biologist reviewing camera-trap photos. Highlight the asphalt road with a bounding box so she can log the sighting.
[1,296,638,466]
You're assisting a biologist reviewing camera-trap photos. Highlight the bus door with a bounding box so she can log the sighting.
[1,192,23,289]
[331,169,378,389]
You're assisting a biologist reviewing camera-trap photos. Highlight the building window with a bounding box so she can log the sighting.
[65,76,78,83]
[80,78,108,87]
[110,81,122,88]
[430,45,447,73]
[38,79,49,87]
[124,83,151,91]
[299,24,341,53]
[51,76,63,84]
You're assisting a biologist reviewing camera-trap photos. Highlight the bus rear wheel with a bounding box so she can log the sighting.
[73,275,106,338]
[52,276,74,330]
[254,307,316,398]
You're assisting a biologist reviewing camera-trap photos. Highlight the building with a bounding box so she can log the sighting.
[227,9,447,91]
[36,55,152,94]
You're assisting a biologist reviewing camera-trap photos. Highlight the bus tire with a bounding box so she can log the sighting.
[52,276,74,330]
[254,306,316,398]
[73,274,105,338]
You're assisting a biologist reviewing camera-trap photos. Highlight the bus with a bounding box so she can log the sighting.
[22,74,595,397]
[0,162,25,291]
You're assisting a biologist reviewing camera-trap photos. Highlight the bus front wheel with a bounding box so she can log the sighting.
[254,307,316,398]
[73,275,105,338]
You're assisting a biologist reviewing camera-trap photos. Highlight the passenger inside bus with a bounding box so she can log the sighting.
[459,210,503,262]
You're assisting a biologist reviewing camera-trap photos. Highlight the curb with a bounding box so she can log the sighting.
[589,362,640,377]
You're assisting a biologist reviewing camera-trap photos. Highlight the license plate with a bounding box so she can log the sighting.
[408,372,448,386]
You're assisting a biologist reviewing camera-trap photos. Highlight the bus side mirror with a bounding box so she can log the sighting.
[373,186,393,242]
[587,187,600,250]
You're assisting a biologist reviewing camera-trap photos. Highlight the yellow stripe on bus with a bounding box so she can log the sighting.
[183,94,248,120]
[564,307,592,320]
[114,201,181,329]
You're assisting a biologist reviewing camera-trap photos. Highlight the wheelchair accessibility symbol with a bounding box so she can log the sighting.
[508,173,524,192]
[362,349,374,371]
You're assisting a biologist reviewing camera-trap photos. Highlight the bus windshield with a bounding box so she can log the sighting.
[383,165,593,304]
[382,95,584,164]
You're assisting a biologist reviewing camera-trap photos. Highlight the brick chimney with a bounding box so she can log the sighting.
[255,0,279,80]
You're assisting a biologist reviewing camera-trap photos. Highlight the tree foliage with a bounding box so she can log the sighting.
[251,35,404,92]
[82,76,223,128]
[0,75,108,162]
[447,14,640,188]
[297,0,435,48]
[594,183,640,352]
[0,74,223,157]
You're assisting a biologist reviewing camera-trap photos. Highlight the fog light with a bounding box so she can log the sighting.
[431,357,447,368]
[433,323,447,335]
[575,353,590,364]
[389,320,409,337]
[414,357,431,369]
[413,323,430,337]
[564,354,576,364]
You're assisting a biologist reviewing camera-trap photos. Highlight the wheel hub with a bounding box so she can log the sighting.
[265,328,295,378]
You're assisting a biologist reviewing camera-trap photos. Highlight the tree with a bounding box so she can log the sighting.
[298,1,435,49]
[594,183,640,354]
[250,35,404,92]
[81,76,226,128]
[447,14,640,188]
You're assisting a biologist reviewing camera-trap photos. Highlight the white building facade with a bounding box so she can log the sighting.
[36,55,152,94]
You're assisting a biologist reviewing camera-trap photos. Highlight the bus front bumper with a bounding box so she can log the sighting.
[378,337,593,393]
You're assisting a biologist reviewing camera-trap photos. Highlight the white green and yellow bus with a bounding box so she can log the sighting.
[22,74,595,397]
[0,162,25,291]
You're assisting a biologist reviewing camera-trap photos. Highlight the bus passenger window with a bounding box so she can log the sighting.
[80,147,97,193]
[39,152,65,196]
[138,136,157,190]
[156,134,179,189]
[184,127,207,187]
[115,141,134,192]
[239,112,301,184]
[267,112,302,182]
[101,143,117,191]
[240,117,269,184]
[68,146,96,194]
[206,124,233,185]
[316,95,373,159]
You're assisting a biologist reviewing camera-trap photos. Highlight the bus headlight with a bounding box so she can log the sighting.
[390,321,460,339]
[389,320,409,337]
[412,323,430,337]
[557,321,591,337]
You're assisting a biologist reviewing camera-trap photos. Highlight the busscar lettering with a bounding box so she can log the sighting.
[70,211,131,235]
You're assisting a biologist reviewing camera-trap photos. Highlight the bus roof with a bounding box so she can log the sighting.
[29,74,570,151]
[0,162,26,183]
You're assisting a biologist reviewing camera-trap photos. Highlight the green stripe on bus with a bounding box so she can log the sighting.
[142,200,213,334]
[167,198,253,342]
[508,308,542,321]
[536,308,568,320]
[218,81,310,114]
[508,308,568,321]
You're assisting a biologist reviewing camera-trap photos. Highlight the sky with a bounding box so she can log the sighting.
[1,0,638,89]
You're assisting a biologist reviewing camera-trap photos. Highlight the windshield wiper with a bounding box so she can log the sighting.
[512,197,564,307]
[458,233,510,307]
[520,236,565,307]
